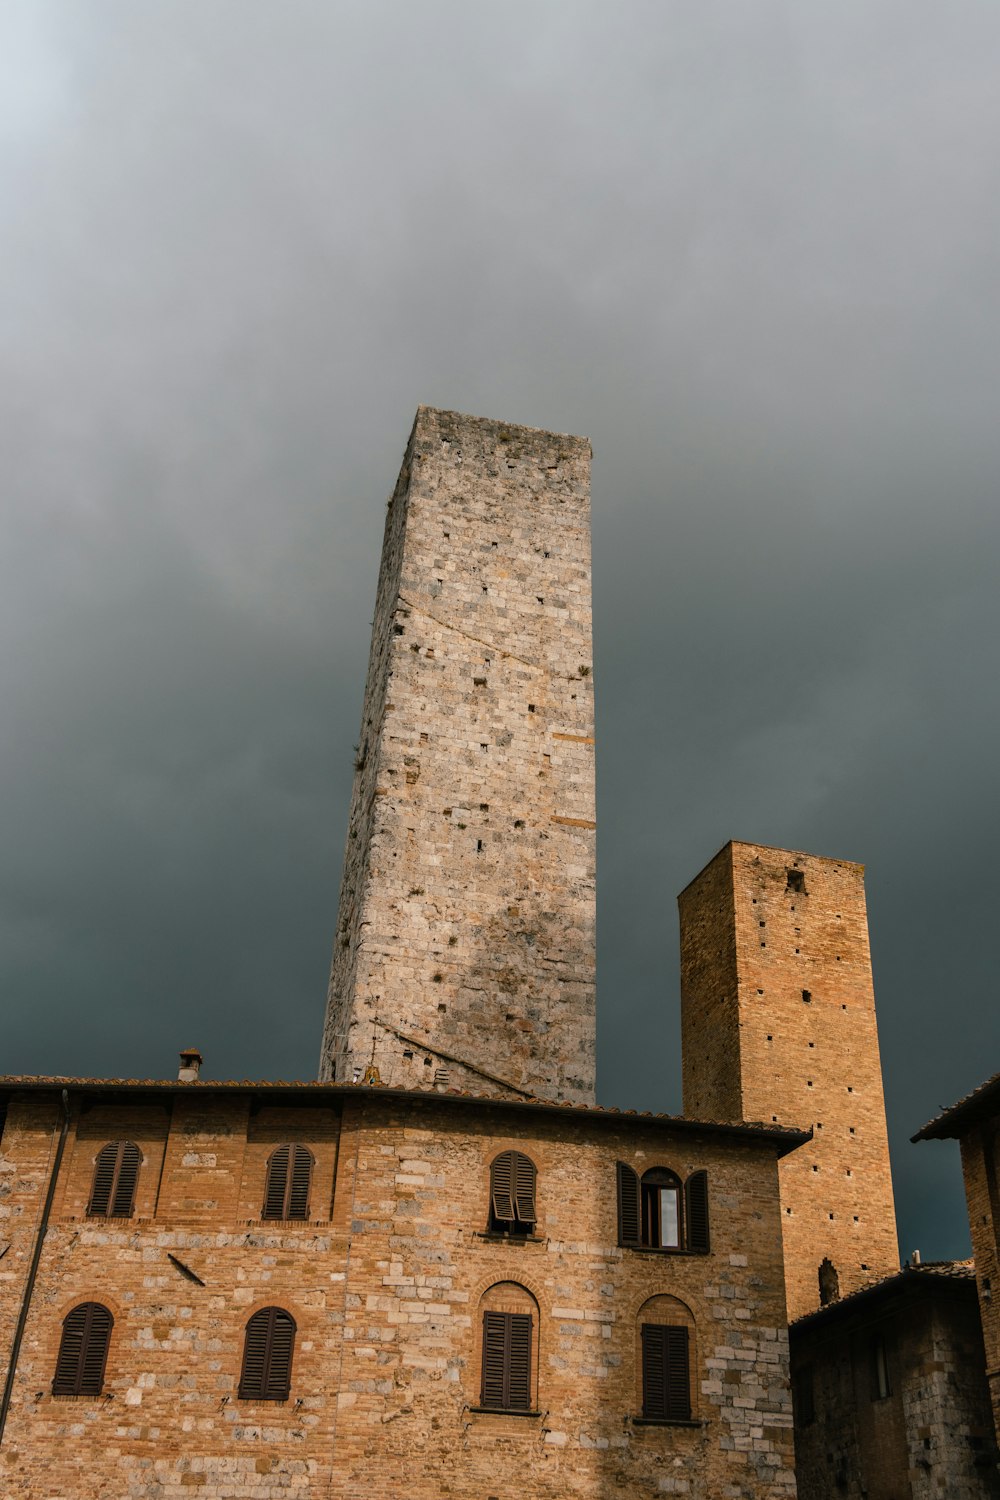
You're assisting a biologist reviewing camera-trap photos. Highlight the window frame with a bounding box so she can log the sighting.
[479,1309,534,1412]
[52,1302,114,1397]
[617,1163,710,1254]
[261,1144,314,1221]
[87,1141,142,1218]
[487,1150,537,1238]
[639,1322,692,1424]
[238,1307,297,1402]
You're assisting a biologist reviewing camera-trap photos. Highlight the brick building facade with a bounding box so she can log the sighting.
[790,1261,999,1500]
[0,1078,803,1499]
[914,1070,1000,1449]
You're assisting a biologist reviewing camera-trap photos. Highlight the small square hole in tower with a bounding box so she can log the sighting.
[787,869,807,894]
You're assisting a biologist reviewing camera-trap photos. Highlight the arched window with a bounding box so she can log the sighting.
[637,1294,695,1424]
[262,1145,313,1220]
[616,1163,710,1253]
[641,1167,682,1248]
[52,1302,113,1396]
[488,1150,536,1236]
[88,1141,141,1218]
[238,1307,296,1401]
[477,1282,538,1412]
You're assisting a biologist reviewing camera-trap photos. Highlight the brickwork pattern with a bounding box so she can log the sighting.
[321,408,597,1104]
[0,1088,798,1500]
[680,842,899,1321]
[960,1121,1000,1444]
[791,1281,999,1500]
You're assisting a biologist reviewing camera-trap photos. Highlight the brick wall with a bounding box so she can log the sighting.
[960,1120,1000,1444]
[320,408,597,1104]
[0,1085,799,1499]
[791,1275,999,1500]
[680,841,899,1321]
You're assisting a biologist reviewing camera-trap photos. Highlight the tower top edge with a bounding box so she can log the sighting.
[677,838,866,900]
[412,404,591,452]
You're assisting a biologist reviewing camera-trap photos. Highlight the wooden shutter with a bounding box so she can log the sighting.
[53,1303,112,1396]
[616,1161,641,1246]
[481,1311,508,1407]
[490,1152,515,1225]
[110,1143,141,1217]
[513,1153,536,1226]
[642,1324,690,1421]
[641,1324,666,1418]
[262,1146,290,1219]
[664,1326,691,1419]
[480,1311,532,1410]
[506,1313,532,1409]
[239,1308,295,1400]
[685,1171,710,1253]
[88,1142,140,1218]
[286,1147,312,1220]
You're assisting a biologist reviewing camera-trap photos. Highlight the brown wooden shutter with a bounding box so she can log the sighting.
[641,1324,690,1421]
[110,1143,141,1217]
[490,1152,515,1224]
[262,1146,291,1219]
[664,1326,691,1419]
[239,1308,295,1400]
[481,1311,508,1407]
[53,1303,112,1396]
[506,1313,532,1409]
[685,1170,710,1253]
[88,1144,118,1216]
[616,1161,640,1246]
[286,1147,312,1220]
[641,1324,666,1418]
[88,1141,140,1218]
[513,1153,536,1226]
[480,1311,532,1410]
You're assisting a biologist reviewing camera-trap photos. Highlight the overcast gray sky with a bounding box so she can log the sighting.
[3,1,999,1261]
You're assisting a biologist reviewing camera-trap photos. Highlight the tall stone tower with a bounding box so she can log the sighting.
[320,407,596,1102]
[679,840,899,1320]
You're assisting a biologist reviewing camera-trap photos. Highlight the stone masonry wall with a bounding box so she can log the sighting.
[320,407,597,1104]
[680,842,899,1322]
[0,1087,798,1499]
[960,1121,1000,1444]
[791,1284,999,1500]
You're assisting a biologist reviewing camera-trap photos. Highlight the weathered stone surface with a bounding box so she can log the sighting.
[679,841,899,1320]
[0,1085,798,1499]
[320,407,597,1104]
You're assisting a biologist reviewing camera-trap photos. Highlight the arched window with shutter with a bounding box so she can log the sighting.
[88,1141,141,1218]
[617,1162,709,1252]
[488,1150,536,1236]
[636,1294,696,1424]
[238,1307,296,1401]
[262,1145,313,1220]
[52,1302,113,1396]
[477,1282,538,1412]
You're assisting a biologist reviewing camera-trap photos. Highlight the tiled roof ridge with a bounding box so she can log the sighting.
[791,1258,977,1329]
[913,1066,1000,1141]
[0,1075,809,1142]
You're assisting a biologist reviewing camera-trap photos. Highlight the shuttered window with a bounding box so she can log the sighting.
[488,1151,536,1235]
[641,1324,691,1421]
[684,1170,710,1253]
[480,1311,532,1410]
[238,1307,296,1401]
[617,1161,641,1246]
[52,1302,113,1396]
[262,1145,313,1220]
[88,1141,141,1218]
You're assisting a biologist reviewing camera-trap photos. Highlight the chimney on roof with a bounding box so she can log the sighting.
[911,1248,921,1266]
[178,1048,203,1083]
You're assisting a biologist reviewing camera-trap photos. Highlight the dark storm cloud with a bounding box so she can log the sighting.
[3,1,999,1259]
